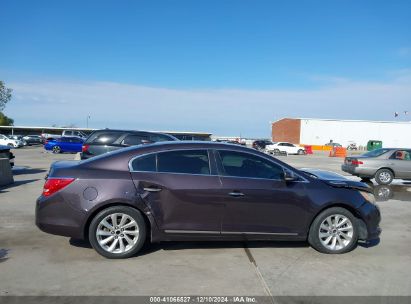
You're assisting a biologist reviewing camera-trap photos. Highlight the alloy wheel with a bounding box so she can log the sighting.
[318,214,353,251]
[379,172,391,184]
[96,213,140,254]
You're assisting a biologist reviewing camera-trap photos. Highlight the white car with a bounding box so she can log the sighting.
[0,134,23,148]
[266,142,306,155]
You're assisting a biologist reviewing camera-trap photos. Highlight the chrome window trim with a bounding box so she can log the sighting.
[128,148,212,175]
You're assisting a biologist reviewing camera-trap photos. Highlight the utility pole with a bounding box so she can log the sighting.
[86,114,91,128]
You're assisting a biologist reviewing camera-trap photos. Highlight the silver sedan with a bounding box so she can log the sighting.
[342,148,411,185]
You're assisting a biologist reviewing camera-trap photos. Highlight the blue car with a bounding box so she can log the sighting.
[44,137,84,153]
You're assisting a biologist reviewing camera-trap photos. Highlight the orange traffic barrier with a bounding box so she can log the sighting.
[329,147,347,158]
[304,145,313,154]
[301,145,333,151]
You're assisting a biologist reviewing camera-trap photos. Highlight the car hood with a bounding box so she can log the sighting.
[300,168,372,192]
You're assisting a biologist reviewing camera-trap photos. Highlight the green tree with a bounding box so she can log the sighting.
[0,112,14,126]
[0,80,13,126]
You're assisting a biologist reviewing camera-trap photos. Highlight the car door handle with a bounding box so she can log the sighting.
[229,192,245,197]
[143,187,162,192]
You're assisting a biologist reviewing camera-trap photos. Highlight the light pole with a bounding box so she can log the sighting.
[86,114,91,128]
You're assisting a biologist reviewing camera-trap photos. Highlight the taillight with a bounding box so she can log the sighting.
[351,160,363,166]
[82,144,89,153]
[42,178,75,197]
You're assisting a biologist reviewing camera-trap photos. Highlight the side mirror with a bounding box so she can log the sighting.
[284,170,297,182]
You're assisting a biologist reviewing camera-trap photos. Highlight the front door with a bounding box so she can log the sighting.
[216,150,310,237]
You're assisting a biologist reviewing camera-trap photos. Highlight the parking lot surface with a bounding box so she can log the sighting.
[1,147,411,296]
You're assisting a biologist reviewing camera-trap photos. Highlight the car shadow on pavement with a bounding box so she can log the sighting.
[69,238,309,256]
[0,249,9,263]
[0,179,39,193]
[12,167,47,175]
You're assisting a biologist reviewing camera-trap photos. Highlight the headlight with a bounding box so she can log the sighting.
[359,191,376,204]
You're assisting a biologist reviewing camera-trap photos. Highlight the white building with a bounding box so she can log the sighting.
[271,118,411,148]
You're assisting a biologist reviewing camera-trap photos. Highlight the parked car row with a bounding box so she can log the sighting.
[0,134,44,148]
[42,129,179,156]
[250,139,306,155]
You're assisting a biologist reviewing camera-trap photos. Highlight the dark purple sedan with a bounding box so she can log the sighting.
[36,141,381,258]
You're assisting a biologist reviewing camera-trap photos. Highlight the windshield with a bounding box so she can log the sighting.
[362,148,391,157]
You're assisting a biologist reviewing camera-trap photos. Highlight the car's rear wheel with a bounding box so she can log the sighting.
[89,206,146,259]
[375,169,394,185]
[308,207,358,254]
[52,146,61,153]
[297,149,305,155]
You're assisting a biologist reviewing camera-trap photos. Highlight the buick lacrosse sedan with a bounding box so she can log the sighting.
[36,142,381,258]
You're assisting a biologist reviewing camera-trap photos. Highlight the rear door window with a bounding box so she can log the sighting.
[70,137,83,143]
[157,150,210,175]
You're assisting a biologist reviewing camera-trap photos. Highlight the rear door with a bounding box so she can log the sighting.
[130,149,224,234]
[69,137,83,152]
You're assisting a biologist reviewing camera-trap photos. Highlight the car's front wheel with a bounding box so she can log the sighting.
[89,206,147,259]
[52,146,61,153]
[308,207,358,254]
[375,169,394,185]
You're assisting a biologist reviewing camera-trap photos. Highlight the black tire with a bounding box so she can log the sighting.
[7,143,14,147]
[52,146,61,153]
[308,207,358,254]
[374,168,394,185]
[360,177,371,182]
[297,149,305,155]
[88,206,147,259]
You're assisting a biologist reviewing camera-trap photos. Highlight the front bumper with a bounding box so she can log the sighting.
[357,202,381,241]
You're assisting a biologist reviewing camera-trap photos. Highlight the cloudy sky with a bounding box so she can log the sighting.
[1,0,410,137]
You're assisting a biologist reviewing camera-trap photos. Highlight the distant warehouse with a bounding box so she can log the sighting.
[272,118,411,148]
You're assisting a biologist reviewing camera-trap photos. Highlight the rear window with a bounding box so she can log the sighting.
[131,154,157,172]
[86,132,122,145]
[362,149,391,157]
